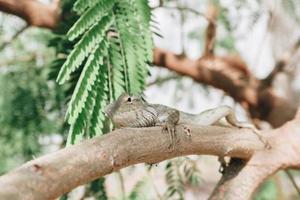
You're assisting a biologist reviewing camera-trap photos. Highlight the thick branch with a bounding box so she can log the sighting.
[1,115,300,200]
[153,48,297,127]
[0,0,59,28]
[0,125,265,200]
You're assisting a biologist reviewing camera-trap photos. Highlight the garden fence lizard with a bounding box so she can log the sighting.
[104,93,268,153]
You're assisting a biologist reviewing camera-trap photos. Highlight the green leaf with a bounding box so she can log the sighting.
[129,177,151,200]
[57,16,112,84]
[56,0,154,146]
[73,0,98,14]
[66,40,109,124]
[68,0,115,41]
[89,75,109,137]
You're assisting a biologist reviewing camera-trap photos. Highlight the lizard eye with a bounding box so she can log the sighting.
[127,97,132,102]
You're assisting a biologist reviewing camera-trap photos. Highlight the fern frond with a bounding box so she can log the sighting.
[129,177,151,200]
[66,108,86,145]
[57,0,153,145]
[164,160,184,200]
[68,0,116,40]
[182,158,202,187]
[113,0,153,94]
[57,16,112,84]
[133,0,153,61]
[66,69,99,145]
[66,40,109,124]
[73,0,98,14]
[108,37,128,98]
[89,74,109,137]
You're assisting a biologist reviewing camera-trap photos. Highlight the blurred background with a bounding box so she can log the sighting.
[0,0,300,199]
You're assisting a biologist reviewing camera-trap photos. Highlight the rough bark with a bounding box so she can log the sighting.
[0,0,60,29]
[0,125,265,200]
[153,48,297,127]
[0,113,300,200]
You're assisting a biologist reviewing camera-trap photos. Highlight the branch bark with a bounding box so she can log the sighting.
[0,0,60,29]
[0,114,300,200]
[153,48,297,127]
[0,125,265,199]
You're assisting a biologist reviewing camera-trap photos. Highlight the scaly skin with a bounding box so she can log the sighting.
[105,93,179,148]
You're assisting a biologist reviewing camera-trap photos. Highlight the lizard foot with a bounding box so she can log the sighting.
[218,156,228,174]
[162,123,176,150]
[184,125,191,137]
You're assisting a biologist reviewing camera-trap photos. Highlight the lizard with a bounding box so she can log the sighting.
[104,93,269,169]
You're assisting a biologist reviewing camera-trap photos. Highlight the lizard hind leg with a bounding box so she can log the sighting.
[162,122,176,150]
[196,106,270,148]
[222,107,271,149]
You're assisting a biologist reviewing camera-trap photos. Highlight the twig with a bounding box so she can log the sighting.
[117,171,126,199]
[152,5,206,18]
[285,170,300,198]
[0,55,35,67]
[178,1,184,54]
[263,38,300,86]
[0,25,28,51]
[147,74,181,87]
[203,4,218,56]
[147,169,163,200]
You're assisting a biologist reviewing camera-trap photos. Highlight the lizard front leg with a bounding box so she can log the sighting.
[157,109,180,150]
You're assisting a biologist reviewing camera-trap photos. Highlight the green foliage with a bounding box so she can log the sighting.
[68,0,115,41]
[86,178,108,200]
[282,0,300,24]
[254,179,278,200]
[164,158,202,199]
[128,177,152,200]
[0,67,65,172]
[0,26,66,174]
[182,158,202,187]
[54,0,153,145]
[165,160,184,199]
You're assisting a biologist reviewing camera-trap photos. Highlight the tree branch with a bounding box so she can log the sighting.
[263,38,300,86]
[0,125,266,200]
[151,5,205,17]
[0,0,60,28]
[153,48,297,128]
[0,112,300,200]
[0,24,28,51]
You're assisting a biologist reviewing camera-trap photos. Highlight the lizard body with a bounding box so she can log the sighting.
[104,93,265,150]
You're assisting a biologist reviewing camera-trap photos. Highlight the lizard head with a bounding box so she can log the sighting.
[104,93,145,118]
